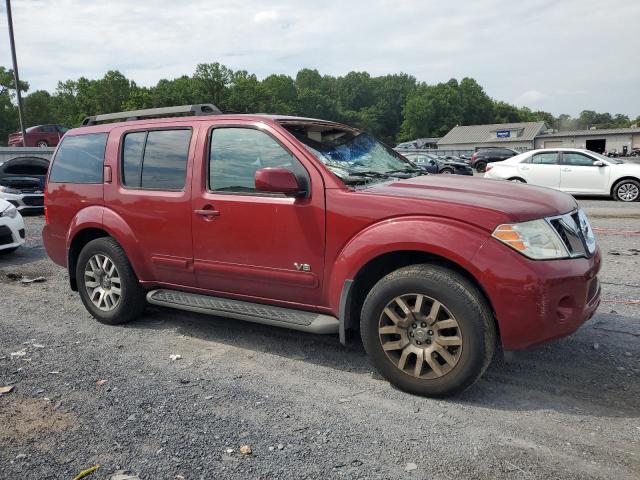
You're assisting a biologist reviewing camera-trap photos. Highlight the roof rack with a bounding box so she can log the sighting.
[81,103,221,126]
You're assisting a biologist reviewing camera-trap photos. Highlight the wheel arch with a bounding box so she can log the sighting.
[332,218,499,344]
[67,228,110,290]
[66,206,150,290]
[610,176,640,197]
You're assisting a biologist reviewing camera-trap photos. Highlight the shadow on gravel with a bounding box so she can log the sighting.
[128,306,640,418]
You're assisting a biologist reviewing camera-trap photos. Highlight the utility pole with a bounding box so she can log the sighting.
[5,0,27,146]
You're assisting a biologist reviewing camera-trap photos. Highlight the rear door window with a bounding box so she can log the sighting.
[121,129,191,190]
[530,152,559,165]
[49,133,107,183]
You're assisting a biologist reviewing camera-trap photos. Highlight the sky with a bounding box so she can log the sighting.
[1,0,639,118]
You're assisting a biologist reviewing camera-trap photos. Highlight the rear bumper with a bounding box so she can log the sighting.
[42,223,67,267]
[475,239,602,350]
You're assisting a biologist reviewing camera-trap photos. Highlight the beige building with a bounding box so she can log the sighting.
[534,127,640,154]
[437,122,546,152]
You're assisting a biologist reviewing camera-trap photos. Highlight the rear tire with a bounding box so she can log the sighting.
[35,140,48,147]
[612,179,640,202]
[474,161,487,173]
[76,237,146,325]
[508,177,526,183]
[360,264,496,398]
[440,168,454,175]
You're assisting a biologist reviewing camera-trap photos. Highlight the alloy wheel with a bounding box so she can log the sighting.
[617,183,639,202]
[378,293,462,379]
[84,253,122,311]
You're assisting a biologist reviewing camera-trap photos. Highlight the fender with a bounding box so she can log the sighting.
[66,206,152,281]
[328,216,492,313]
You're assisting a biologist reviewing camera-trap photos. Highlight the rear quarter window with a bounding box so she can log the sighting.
[49,133,107,183]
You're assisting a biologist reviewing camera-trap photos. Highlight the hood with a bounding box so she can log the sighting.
[364,175,578,227]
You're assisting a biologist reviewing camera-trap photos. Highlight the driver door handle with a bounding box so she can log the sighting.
[194,208,220,219]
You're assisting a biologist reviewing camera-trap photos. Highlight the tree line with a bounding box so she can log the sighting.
[1,64,638,146]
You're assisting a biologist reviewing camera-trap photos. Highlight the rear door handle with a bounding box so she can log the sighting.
[194,208,220,219]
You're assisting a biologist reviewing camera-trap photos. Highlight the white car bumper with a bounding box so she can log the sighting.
[0,191,45,212]
[0,210,26,251]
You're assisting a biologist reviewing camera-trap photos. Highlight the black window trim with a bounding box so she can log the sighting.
[119,126,193,192]
[48,132,108,184]
[205,123,311,198]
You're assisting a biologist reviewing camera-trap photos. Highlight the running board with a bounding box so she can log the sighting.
[146,289,339,335]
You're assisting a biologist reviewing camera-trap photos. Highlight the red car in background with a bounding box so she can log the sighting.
[8,124,69,147]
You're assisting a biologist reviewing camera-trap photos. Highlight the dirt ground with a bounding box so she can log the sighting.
[1,200,639,479]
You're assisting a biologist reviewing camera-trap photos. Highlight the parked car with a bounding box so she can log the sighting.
[43,104,601,398]
[470,147,519,172]
[484,148,640,202]
[0,198,25,253]
[0,156,49,212]
[403,152,473,175]
[8,124,69,147]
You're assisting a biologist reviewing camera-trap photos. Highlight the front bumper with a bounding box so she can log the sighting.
[475,238,601,350]
[0,192,44,212]
[0,213,26,251]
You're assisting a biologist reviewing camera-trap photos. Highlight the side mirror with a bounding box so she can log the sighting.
[594,160,606,167]
[255,168,302,195]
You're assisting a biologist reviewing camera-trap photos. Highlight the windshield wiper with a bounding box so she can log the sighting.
[383,167,425,178]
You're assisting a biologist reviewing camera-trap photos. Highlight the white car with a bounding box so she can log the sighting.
[0,198,25,253]
[484,148,640,202]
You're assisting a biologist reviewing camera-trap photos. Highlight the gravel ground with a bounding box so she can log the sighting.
[1,201,639,480]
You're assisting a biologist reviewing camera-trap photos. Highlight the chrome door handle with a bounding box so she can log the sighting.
[194,208,220,219]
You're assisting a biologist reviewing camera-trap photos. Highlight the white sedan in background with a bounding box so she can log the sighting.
[0,198,25,253]
[484,148,640,202]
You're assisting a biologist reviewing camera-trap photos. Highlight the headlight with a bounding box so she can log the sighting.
[492,219,569,260]
[0,185,22,195]
[0,204,18,219]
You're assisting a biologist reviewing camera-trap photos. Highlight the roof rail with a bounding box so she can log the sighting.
[81,103,221,126]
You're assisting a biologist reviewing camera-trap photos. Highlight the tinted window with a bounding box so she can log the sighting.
[563,152,595,166]
[139,130,191,189]
[49,133,107,183]
[209,128,301,193]
[122,132,146,187]
[531,152,558,165]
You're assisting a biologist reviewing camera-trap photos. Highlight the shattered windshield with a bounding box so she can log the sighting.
[280,122,423,184]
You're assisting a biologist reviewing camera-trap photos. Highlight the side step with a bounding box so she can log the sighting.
[147,289,339,335]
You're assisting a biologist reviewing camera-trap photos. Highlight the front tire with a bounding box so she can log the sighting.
[360,265,496,397]
[35,140,48,147]
[440,168,454,175]
[613,179,640,202]
[76,237,146,325]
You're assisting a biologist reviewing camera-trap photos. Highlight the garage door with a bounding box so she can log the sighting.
[633,135,640,148]
[544,141,563,148]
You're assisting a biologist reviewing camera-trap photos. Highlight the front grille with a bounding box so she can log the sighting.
[0,226,13,246]
[19,228,25,239]
[22,196,44,206]
[548,211,590,258]
[8,200,19,207]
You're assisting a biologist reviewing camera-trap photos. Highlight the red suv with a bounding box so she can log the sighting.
[42,104,601,397]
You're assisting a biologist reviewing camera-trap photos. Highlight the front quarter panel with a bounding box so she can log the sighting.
[327,216,491,312]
